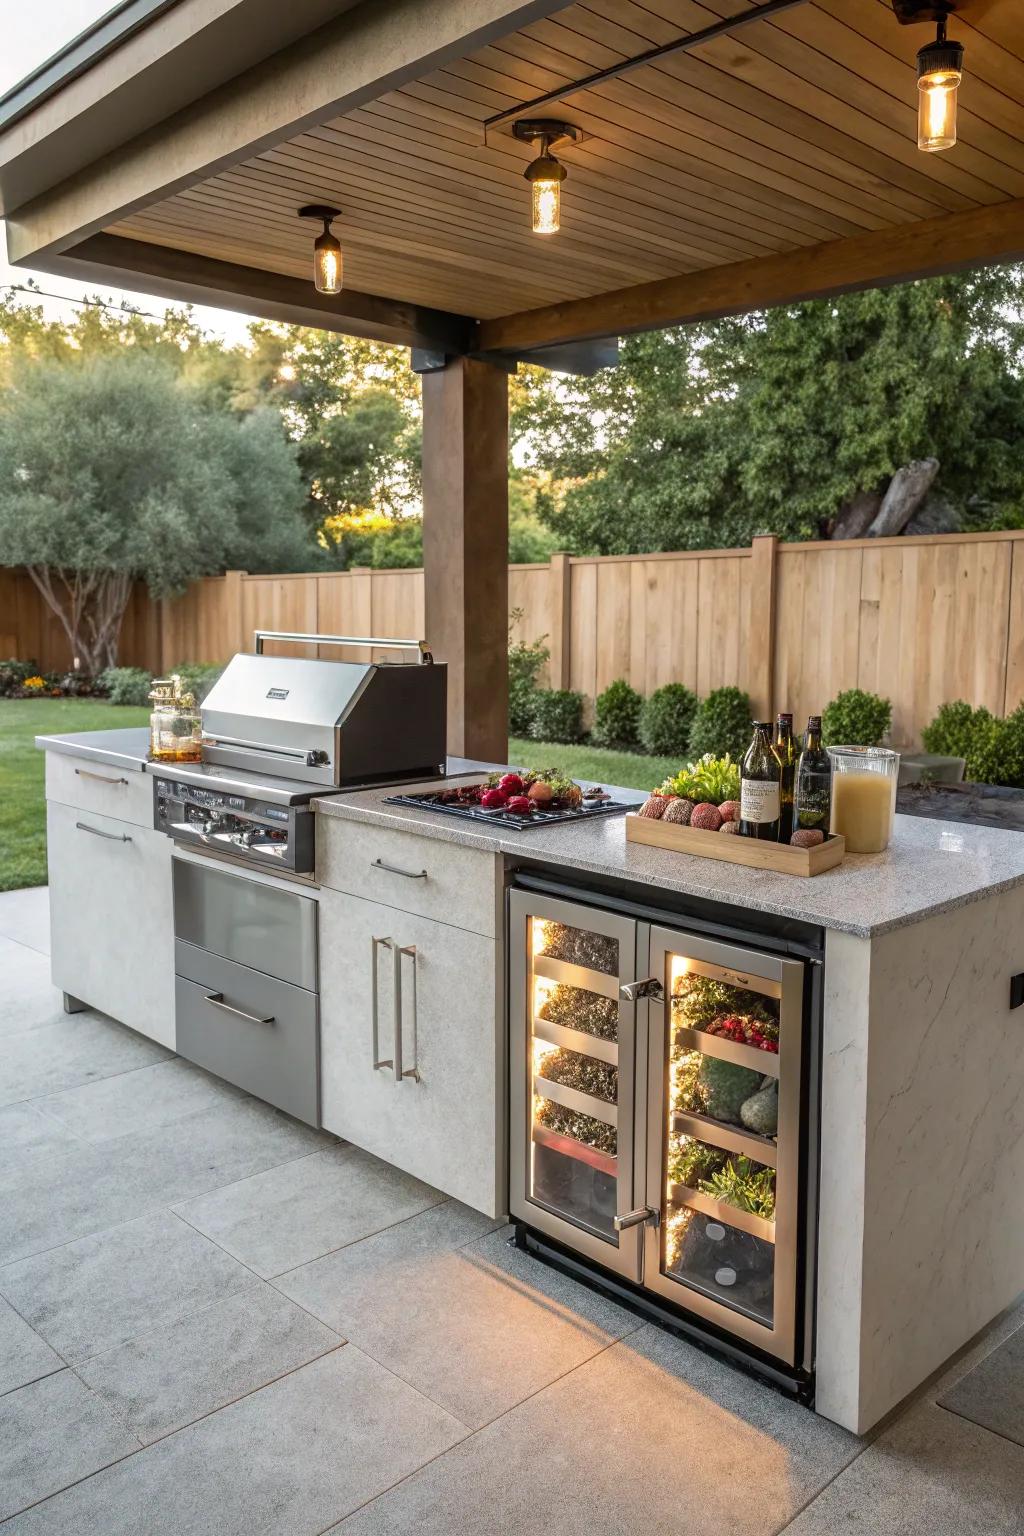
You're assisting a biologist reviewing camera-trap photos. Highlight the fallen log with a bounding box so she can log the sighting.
[866,458,939,537]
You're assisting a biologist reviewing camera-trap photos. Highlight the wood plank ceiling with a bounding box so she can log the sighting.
[109,0,1024,321]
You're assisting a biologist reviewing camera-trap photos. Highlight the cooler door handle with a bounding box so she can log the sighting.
[613,1206,661,1232]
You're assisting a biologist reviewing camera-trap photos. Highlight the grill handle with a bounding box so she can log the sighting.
[253,630,433,663]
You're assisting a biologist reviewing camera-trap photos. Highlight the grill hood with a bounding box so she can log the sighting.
[200,636,447,788]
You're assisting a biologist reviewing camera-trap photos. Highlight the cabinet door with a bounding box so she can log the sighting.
[47,801,175,1049]
[319,889,503,1217]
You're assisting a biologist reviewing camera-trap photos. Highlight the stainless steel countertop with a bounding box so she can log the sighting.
[35,726,152,772]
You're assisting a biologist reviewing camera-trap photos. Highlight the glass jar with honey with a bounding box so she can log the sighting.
[148,675,202,763]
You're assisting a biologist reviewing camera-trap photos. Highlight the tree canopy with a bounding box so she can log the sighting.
[514,265,1024,553]
[0,351,307,672]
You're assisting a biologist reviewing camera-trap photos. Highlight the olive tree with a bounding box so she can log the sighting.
[0,353,308,672]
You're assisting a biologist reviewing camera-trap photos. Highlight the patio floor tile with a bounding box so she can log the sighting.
[780,1401,1024,1534]
[173,1142,446,1278]
[0,1011,171,1107]
[0,1370,139,1522]
[0,1295,64,1397]
[3,1347,466,1536]
[331,1322,859,1536]
[0,937,62,1036]
[77,1282,342,1443]
[0,1101,85,1171]
[0,887,51,957]
[938,1319,1024,1448]
[0,1096,324,1266]
[278,1215,642,1431]
[37,1057,243,1144]
[0,1209,254,1364]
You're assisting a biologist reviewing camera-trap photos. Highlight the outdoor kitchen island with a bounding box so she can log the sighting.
[36,731,1024,1439]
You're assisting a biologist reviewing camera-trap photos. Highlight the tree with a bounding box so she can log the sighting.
[0,353,307,672]
[517,266,1024,553]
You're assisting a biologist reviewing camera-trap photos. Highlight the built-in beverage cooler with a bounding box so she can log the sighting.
[509,880,819,1395]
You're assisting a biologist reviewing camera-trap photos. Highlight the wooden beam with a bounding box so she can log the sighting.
[45,234,472,351]
[5,0,575,264]
[477,198,1024,352]
[422,357,510,760]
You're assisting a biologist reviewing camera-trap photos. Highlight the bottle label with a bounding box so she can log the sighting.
[795,772,831,830]
[741,780,780,824]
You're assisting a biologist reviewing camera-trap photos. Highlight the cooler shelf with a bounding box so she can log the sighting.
[534,1073,618,1127]
[674,1023,780,1079]
[532,1122,618,1179]
[533,953,620,1001]
[533,1014,618,1065]
[671,1111,777,1168]
[667,1182,776,1245]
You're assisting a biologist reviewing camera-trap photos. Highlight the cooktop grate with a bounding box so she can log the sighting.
[383,790,634,830]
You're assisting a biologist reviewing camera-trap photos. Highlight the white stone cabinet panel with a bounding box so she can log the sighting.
[46,751,154,829]
[319,888,505,1217]
[47,800,175,1049]
[317,817,501,937]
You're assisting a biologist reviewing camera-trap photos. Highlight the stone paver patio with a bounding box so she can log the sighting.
[1,884,1022,1534]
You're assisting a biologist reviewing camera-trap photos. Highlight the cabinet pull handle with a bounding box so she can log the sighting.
[75,768,129,786]
[204,992,274,1025]
[372,935,396,1072]
[395,945,421,1083]
[75,821,131,843]
[372,857,427,880]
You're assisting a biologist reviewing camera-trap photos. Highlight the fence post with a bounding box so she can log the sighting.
[548,552,572,690]
[748,535,777,722]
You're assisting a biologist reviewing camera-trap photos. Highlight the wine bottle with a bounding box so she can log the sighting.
[740,722,782,840]
[774,712,796,841]
[794,715,832,834]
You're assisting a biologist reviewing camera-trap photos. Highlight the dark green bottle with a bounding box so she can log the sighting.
[774,712,796,842]
[740,721,782,840]
[794,715,832,834]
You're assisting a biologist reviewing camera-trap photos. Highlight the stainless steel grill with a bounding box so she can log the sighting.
[200,631,446,788]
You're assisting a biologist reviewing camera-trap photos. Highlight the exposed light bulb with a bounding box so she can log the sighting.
[524,139,567,235]
[313,227,343,294]
[917,21,963,152]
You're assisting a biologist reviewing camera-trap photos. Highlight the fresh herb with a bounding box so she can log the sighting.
[658,753,741,806]
[537,1047,617,1104]
[667,1137,727,1188]
[540,984,618,1042]
[535,1098,617,1156]
[698,1156,776,1220]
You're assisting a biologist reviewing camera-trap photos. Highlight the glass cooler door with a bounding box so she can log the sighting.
[509,890,641,1280]
[643,926,805,1365]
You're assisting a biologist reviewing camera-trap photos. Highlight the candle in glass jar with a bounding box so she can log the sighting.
[830,770,895,853]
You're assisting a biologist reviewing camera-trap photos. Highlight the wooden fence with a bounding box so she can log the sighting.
[6,528,1024,747]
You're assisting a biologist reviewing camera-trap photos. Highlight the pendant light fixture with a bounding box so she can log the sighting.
[890,2,964,153]
[297,205,343,294]
[512,120,582,235]
[916,17,964,151]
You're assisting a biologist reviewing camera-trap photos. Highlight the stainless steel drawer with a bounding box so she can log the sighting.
[175,941,319,1127]
[172,857,316,989]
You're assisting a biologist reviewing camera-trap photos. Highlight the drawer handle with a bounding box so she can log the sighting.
[76,821,131,843]
[204,992,275,1026]
[396,944,421,1083]
[372,936,396,1073]
[75,768,128,786]
[372,858,427,880]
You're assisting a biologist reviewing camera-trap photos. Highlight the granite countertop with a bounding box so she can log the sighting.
[315,774,1024,938]
[39,732,1024,937]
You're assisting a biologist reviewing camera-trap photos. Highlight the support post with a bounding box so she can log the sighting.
[749,534,778,722]
[421,356,509,761]
[548,552,572,690]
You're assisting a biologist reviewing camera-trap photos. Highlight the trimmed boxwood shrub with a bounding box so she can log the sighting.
[96,667,153,706]
[687,686,752,759]
[639,683,699,756]
[822,688,891,747]
[529,688,585,744]
[592,678,643,750]
[921,700,976,760]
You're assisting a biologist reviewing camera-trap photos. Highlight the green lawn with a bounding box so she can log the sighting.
[507,737,677,792]
[0,698,149,892]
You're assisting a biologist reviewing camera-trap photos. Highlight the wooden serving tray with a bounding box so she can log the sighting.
[625,813,844,876]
